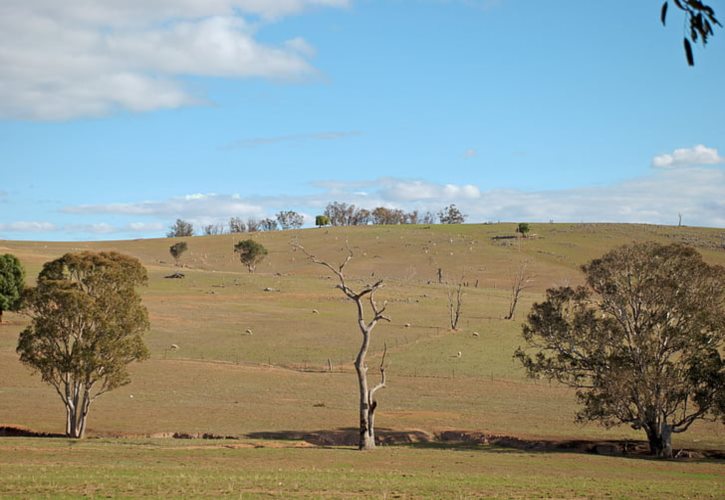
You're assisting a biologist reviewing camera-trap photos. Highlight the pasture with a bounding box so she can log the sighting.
[1,223,723,497]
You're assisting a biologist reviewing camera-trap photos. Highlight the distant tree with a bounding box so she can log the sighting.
[324,202,356,226]
[17,252,150,438]
[351,208,372,226]
[372,207,406,225]
[315,215,330,227]
[246,218,261,233]
[505,260,534,320]
[660,1,721,65]
[515,243,724,457]
[447,281,464,331]
[276,210,304,230]
[234,239,268,273]
[295,242,389,450]
[229,217,246,234]
[169,242,188,266]
[371,207,389,225]
[516,223,530,238]
[202,224,224,235]
[260,218,278,232]
[421,211,436,225]
[0,254,25,324]
[167,219,194,238]
[406,210,420,224]
[438,204,466,224]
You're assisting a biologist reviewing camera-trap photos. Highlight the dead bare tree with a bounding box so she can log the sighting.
[505,260,534,320]
[447,281,463,330]
[294,242,389,450]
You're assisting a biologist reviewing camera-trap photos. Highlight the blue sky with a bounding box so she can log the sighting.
[1,0,724,241]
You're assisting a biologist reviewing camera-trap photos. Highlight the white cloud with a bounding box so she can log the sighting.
[64,193,265,220]
[222,130,362,149]
[0,221,57,232]
[375,179,481,202]
[127,222,166,232]
[6,167,721,240]
[0,1,348,120]
[651,144,724,168]
[0,220,168,237]
[460,167,725,227]
[299,171,725,227]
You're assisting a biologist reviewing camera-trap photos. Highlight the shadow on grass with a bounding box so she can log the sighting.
[0,426,64,438]
[4,425,721,462]
[246,428,725,461]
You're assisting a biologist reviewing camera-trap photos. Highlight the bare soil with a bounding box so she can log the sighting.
[2,425,721,460]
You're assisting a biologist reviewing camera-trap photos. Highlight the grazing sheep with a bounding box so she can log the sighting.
[245,328,253,335]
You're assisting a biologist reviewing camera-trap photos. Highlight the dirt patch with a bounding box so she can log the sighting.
[3,425,722,459]
[247,428,434,447]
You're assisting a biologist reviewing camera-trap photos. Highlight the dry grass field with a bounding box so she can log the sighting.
[1,223,723,497]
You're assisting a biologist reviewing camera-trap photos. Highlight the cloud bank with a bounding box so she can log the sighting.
[4,163,723,239]
[652,145,724,168]
[0,167,712,238]
[0,1,348,120]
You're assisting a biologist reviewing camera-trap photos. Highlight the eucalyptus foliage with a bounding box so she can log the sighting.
[516,243,724,457]
[0,253,25,323]
[234,239,268,273]
[18,252,150,438]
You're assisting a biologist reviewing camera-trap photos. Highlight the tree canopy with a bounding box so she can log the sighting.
[516,223,530,237]
[315,215,330,227]
[169,241,188,265]
[515,243,724,457]
[17,251,150,438]
[0,253,25,323]
[234,239,268,273]
[276,210,305,230]
[438,204,466,224]
[167,219,194,237]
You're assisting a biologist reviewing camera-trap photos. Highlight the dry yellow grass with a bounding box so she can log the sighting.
[1,223,723,451]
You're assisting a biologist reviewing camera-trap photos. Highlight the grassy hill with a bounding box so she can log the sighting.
[1,223,723,497]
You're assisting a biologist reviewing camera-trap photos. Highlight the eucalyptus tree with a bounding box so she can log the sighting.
[18,252,150,438]
[0,253,25,323]
[515,243,724,457]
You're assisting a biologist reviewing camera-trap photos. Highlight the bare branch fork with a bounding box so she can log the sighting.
[505,260,535,320]
[293,240,390,450]
[447,276,464,331]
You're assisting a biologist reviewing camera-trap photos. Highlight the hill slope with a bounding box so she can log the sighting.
[1,223,723,449]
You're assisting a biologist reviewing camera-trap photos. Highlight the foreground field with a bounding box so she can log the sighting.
[0,223,723,496]
[1,437,723,498]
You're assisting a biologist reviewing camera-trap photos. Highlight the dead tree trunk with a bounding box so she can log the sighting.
[505,261,533,320]
[447,282,463,330]
[295,242,389,450]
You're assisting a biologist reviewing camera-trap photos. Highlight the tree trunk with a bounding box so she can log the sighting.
[65,387,90,438]
[646,424,673,458]
[0,308,3,323]
[65,405,73,436]
[355,338,376,450]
